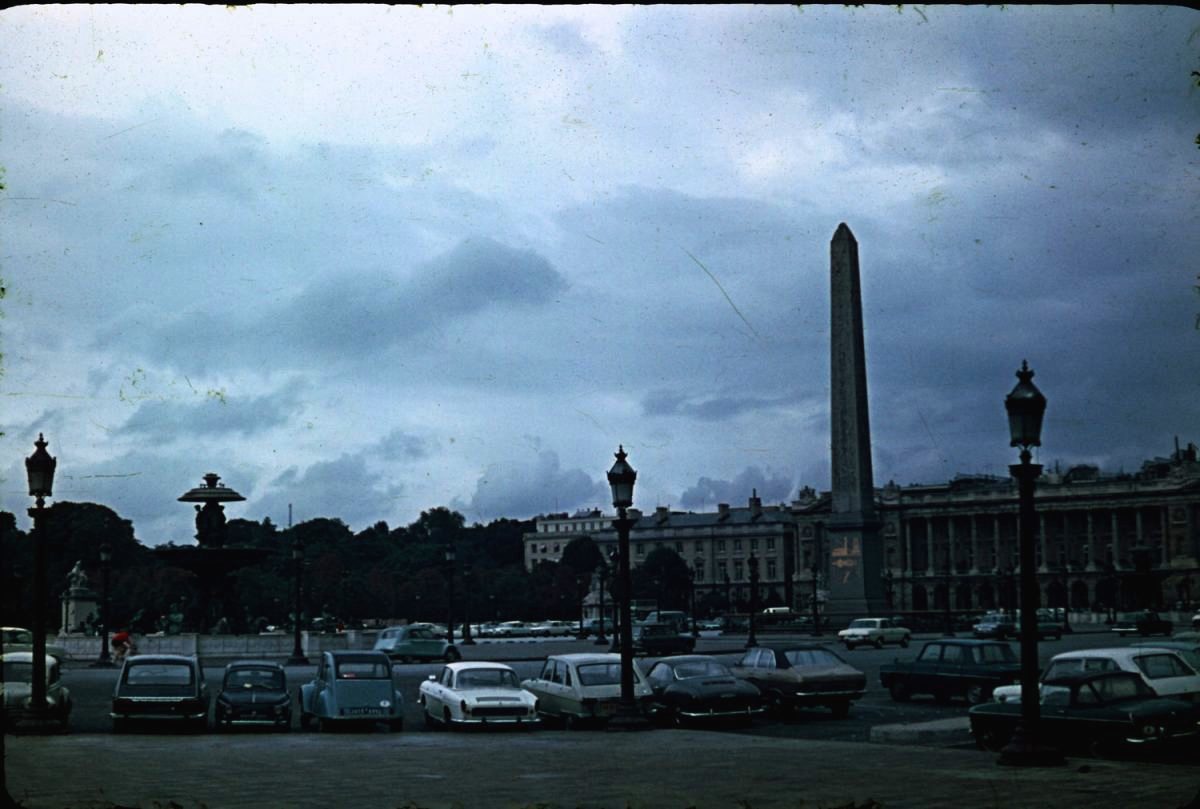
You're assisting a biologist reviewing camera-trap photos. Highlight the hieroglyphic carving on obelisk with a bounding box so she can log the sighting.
[826,223,885,615]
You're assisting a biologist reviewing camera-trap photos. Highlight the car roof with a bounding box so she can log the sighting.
[1043,671,1145,687]
[125,654,198,664]
[1052,646,1169,660]
[444,661,515,671]
[224,660,285,671]
[547,653,620,664]
[0,651,58,664]
[651,655,721,666]
[922,638,1009,646]
[327,650,390,659]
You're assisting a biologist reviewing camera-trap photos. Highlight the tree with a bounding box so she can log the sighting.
[560,535,603,578]
[635,548,691,610]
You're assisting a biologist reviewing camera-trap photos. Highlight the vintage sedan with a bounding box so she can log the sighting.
[880,639,1020,705]
[521,653,652,728]
[214,660,291,729]
[299,650,404,732]
[1,652,72,729]
[838,618,911,650]
[418,661,539,728]
[1,627,68,665]
[631,623,696,657]
[729,645,866,718]
[644,655,762,726]
[970,671,1200,756]
[994,646,1200,704]
[374,624,461,663]
[972,613,1018,640]
[1112,611,1174,637]
[111,654,209,732]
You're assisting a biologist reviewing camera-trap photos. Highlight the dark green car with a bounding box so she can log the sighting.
[880,639,1020,705]
[969,671,1200,756]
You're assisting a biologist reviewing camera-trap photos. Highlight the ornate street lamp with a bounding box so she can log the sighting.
[943,550,955,637]
[724,572,732,614]
[594,561,610,646]
[999,361,1062,767]
[606,445,643,726]
[608,548,621,653]
[745,553,760,649]
[92,543,114,667]
[287,532,309,666]
[445,544,457,644]
[24,433,56,722]
[882,569,895,611]
[810,563,822,637]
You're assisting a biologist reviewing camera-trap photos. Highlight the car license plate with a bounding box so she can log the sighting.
[345,707,385,716]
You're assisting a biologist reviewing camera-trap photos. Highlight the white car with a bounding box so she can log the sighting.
[521,653,653,729]
[992,646,1200,704]
[837,618,911,650]
[1,652,72,729]
[418,661,539,728]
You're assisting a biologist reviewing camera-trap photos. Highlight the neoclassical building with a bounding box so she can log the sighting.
[796,440,1200,616]
[523,441,1200,617]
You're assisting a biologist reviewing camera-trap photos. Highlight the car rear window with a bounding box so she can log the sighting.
[1044,658,1117,679]
[126,663,194,686]
[784,649,843,667]
[674,660,729,679]
[973,645,1017,664]
[2,661,33,682]
[577,663,622,686]
[1134,653,1193,680]
[225,667,285,690]
[456,668,520,689]
[335,660,391,679]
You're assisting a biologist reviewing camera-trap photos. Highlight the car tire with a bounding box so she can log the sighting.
[564,713,580,731]
[966,684,990,705]
[765,689,789,717]
[443,708,454,730]
[843,642,855,651]
[975,725,1010,752]
[830,701,851,719]
[874,637,884,649]
[444,648,461,662]
[899,635,910,648]
[888,681,911,702]
[112,718,128,734]
[389,718,404,732]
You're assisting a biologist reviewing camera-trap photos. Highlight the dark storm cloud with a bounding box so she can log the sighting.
[453,449,608,521]
[117,385,305,441]
[642,390,796,421]
[258,453,404,527]
[679,467,795,510]
[377,429,431,461]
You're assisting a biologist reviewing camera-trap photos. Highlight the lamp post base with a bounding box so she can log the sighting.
[606,701,652,731]
[593,634,609,646]
[286,654,310,666]
[998,724,1065,767]
[89,658,116,669]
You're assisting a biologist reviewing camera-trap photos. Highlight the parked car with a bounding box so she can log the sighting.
[837,617,911,650]
[631,623,696,657]
[1112,611,1173,637]
[992,645,1200,704]
[111,654,210,732]
[520,653,652,728]
[373,624,461,663]
[729,644,866,718]
[538,621,578,637]
[299,651,404,732]
[214,660,291,730]
[642,611,691,635]
[493,621,532,638]
[1013,609,1064,641]
[698,618,723,632]
[972,613,1018,639]
[1,652,71,729]
[1135,638,1200,673]
[970,671,1200,756]
[418,661,539,729]
[880,639,1020,705]
[643,655,762,726]
[1,627,68,665]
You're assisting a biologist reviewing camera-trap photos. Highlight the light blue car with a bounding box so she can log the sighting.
[298,651,404,732]
[373,624,461,663]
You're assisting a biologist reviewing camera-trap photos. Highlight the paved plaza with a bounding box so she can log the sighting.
[6,727,1200,809]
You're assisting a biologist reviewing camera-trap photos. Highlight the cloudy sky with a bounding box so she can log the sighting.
[2,5,1197,545]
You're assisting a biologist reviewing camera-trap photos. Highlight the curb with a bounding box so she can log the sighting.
[868,716,973,746]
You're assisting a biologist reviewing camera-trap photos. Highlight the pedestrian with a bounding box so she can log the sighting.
[111,630,137,663]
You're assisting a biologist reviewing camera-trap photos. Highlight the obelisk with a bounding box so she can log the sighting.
[826,223,885,616]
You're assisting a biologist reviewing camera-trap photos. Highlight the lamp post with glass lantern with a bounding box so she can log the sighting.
[999,361,1063,766]
[24,433,56,720]
[943,549,955,637]
[92,543,114,667]
[606,445,643,725]
[287,533,309,666]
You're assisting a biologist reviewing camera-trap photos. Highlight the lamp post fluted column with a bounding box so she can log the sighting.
[25,434,56,723]
[287,533,309,666]
[745,553,760,649]
[92,543,114,667]
[607,445,646,727]
[999,361,1063,767]
[595,563,609,645]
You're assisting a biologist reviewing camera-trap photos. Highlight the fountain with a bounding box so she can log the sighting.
[155,473,271,633]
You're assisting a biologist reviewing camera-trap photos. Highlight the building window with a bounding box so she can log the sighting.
[750,539,758,552]
[734,539,742,551]
[540,545,547,553]
[637,543,645,557]
[734,561,744,581]
[553,544,560,553]
[717,540,726,553]
[767,560,777,579]
[766,537,775,551]
[675,541,683,553]
[695,564,705,582]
